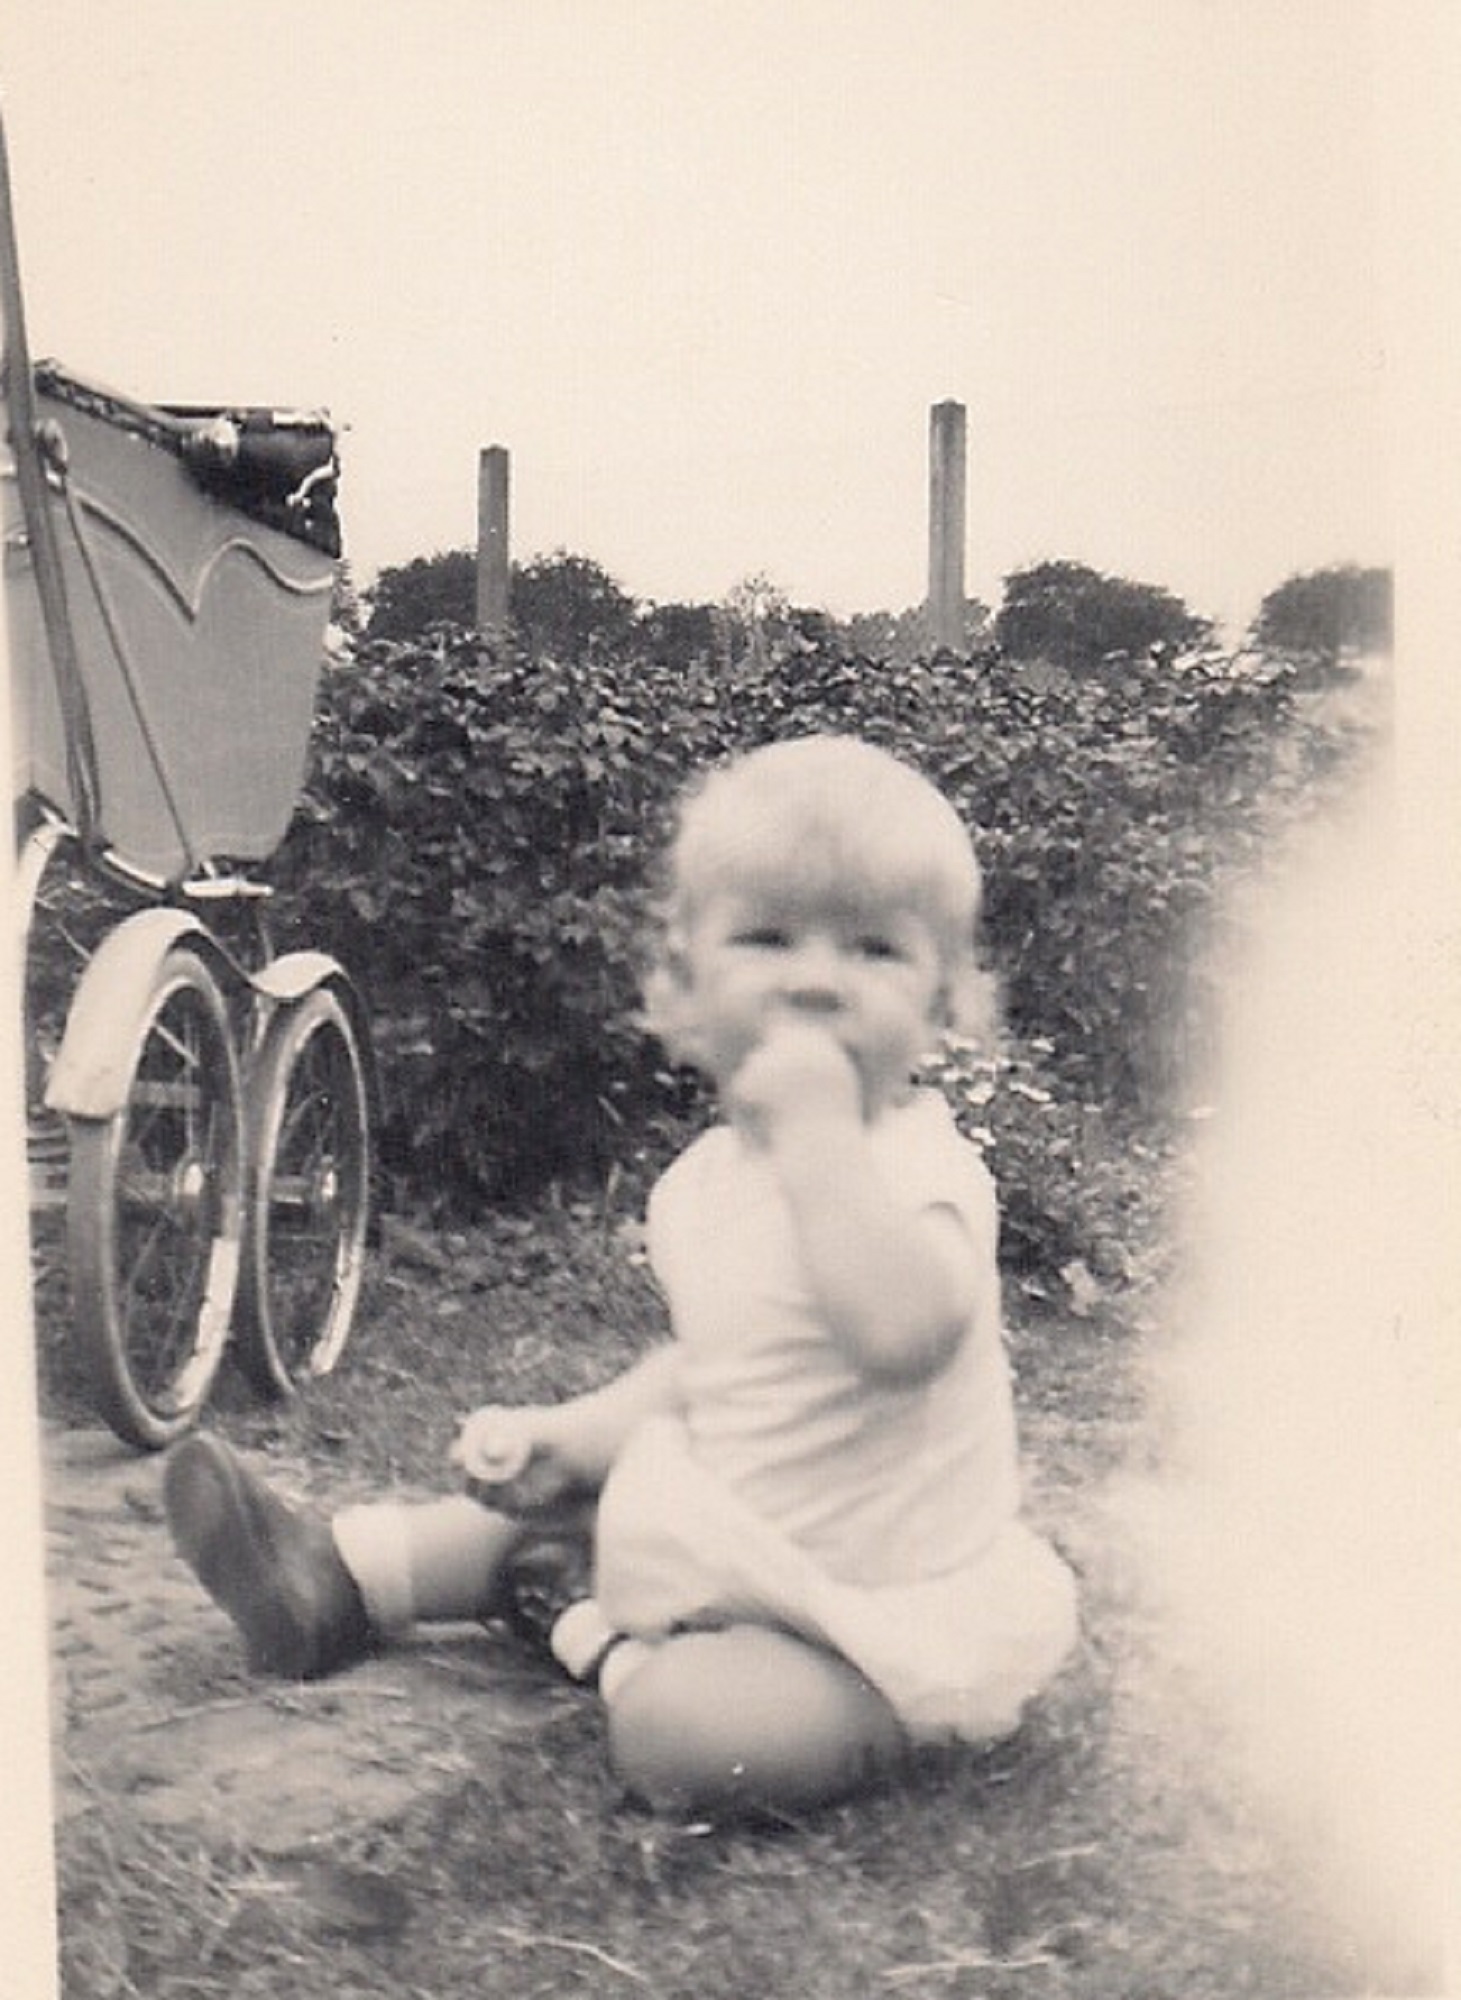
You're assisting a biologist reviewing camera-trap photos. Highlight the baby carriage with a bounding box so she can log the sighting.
[4,109,373,1450]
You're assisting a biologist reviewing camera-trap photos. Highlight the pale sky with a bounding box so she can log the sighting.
[3,2,1395,634]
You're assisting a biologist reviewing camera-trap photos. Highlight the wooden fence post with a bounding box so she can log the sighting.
[476,445,510,636]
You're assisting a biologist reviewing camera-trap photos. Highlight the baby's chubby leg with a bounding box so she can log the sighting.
[166,1353,681,1679]
[334,1490,526,1632]
[164,1434,525,1678]
[597,1622,908,1815]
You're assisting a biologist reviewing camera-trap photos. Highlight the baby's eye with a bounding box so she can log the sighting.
[733,926,791,950]
[857,936,902,962]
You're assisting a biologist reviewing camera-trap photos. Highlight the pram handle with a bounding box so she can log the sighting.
[31,361,342,558]
[1,101,104,844]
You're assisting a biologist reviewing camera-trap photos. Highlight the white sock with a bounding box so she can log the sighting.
[549,1602,652,1697]
[331,1502,415,1635]
[550,1597,620,1680]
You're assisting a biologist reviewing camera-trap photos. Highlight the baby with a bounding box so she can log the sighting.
[165,734,1077,1814]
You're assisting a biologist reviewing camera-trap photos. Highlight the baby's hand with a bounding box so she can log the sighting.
[449,1405,581,1516]
[729,1019,861,1144]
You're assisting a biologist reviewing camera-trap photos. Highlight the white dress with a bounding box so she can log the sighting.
[594,1093,1078,1745]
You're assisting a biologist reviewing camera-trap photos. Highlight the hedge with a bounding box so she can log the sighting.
[267,628,1379,1278]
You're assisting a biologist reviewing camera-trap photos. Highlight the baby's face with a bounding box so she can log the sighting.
[678,882,945,1117]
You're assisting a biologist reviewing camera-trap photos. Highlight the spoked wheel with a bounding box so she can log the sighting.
[235,986,370,1398]
[67,946,244,1450]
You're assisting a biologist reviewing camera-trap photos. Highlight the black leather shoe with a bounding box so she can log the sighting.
[163,1434,375,1679]
[498,1531,594,1657]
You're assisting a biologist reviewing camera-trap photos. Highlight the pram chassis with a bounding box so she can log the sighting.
[4,107,373,1449]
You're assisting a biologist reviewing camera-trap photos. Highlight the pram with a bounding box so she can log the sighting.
[4,108,373,1449]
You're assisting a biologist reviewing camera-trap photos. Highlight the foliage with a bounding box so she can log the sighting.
[1249,561,1392,666]
[720,571,792,648]
[509,548,640,663]
[365,545,658,664]
[330,559,365,637]
[271,631,697,1202]
[994,560,1212,672]
[845,598,993,662]
[637,598,721,672]
[922,1035,1165,1284]
[271,616,1378,1280]
[364,548,475,640]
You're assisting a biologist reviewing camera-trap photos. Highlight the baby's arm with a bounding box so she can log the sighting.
[451,1342,684,1514]
[732,1025,976,1387]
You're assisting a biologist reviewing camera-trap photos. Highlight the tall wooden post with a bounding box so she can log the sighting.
[927,400,967,652]
[475,445,511,636]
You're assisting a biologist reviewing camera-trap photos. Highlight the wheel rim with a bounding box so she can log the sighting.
[248,995,368,1385]
[73,956,242,1431]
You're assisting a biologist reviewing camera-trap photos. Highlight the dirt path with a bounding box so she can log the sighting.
[44,1422,573,1858]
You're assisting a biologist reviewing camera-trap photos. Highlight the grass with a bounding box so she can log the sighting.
[40,1199,1440,2000]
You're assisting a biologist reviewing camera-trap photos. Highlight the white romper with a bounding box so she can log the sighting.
[594,1092,1078,1745]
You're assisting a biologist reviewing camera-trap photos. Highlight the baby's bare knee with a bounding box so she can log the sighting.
[605,1626,905,1816]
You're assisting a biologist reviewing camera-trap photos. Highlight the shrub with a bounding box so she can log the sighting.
[1249,563,1392,667]
[993,560,1212,671]
[922,650,1362,1109]
[920,1035,1163,1285]
[270,628,1379,1276]
[269,630,732,1204]
[366,547,649,661]
[363,550,475,641]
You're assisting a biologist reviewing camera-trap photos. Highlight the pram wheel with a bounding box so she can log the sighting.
[234,987,370,1397]
[66,945,244,1449]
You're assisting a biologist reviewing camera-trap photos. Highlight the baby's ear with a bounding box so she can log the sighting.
[639,935,701,1065]
[655,930,695,1011]
[941,964,1000,1046]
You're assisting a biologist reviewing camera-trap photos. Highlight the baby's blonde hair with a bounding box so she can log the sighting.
[642,734,997,1057]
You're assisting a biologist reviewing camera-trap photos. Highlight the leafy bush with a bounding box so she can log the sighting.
[366,547,672,662]
[363,549,475,641]
[270,626,1379,1276]
[920,1035,1163,1285]
[1248,562,1392,667]
[921,649,1370,1109]
[510,550,640,663]
[993,560,1212,671]
[269,631,731,1202]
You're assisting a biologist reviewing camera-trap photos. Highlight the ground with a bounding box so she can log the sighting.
[44,1422,565,1859]
[33,1212,1444,1999]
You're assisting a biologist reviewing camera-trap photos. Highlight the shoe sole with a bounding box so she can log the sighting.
[163,1434,322,1677]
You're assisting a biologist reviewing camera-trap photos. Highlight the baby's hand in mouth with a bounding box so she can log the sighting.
[728,1019,861,1143]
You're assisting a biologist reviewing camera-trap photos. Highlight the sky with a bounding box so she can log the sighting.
[1,0,1399,638]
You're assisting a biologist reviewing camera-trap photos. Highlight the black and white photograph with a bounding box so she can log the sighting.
[3,5,1457,1996]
